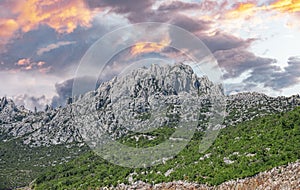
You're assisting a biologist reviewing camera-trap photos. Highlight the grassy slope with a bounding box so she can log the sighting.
[0,139,88,189]
[33,107,300,189]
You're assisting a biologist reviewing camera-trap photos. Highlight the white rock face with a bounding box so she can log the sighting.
[0,63,299,147]
[73,63,225,144]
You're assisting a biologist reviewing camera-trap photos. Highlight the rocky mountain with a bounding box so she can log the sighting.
[225,92,300,126]
[0,97,82,146]
[0,97,30,125]
[0,63,223,147]
[73,63,226,150]
[0,63,299,147]
[1,63,300,189]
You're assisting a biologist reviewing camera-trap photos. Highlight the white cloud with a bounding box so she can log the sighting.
[13,94,51,111]
[0,70,63,100]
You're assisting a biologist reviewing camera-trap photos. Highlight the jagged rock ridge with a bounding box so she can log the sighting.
[0,63,299,147]
[73,63,225,143]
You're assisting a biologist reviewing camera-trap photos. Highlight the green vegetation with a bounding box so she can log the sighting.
[0,139,88,189]
[33,107,300,189]
[135,112,151,121]
[118,127,176,148]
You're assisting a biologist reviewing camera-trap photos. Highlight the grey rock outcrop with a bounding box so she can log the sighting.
[110,160,300,190]
[0,63,299,147]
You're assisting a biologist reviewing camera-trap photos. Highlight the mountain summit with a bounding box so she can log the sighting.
[0,63,299,147]
[73,63,225,141]
[1,63,300,189]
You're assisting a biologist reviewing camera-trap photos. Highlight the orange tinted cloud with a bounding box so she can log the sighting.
[0,0,94,39]
[226,3,257,19]
[37,61,46,66]
[16,58,48,72]
[16,0,93,33]
[131,38,171,56]
[17,58,31,66]
[226,0,300,18]
[0,19,19,37]
[25,65,33,70]
[269,0,300,13]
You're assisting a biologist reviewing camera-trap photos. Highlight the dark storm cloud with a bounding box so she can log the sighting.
[85,0,253,50]
[0,26,56,69]
[216,48,300,91]
[0,20,111,74]
[150,12,214,33]
[245,56,300,90]
[51,76,99,108]
[214,48,276,79]
[86,0,154,22]
[0,26,74,72]
[87,0,154,13]
[285,56,300,74]
[51,78,73,108]
[200,32,255,53]
[86,0,212,32]
[170,14,212,33]
[39,20,120,75]
[157,1,201,11]
[157,0,228,12]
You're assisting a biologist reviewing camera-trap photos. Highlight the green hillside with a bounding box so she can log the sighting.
[33,107,300,189]
[0,140,88,189]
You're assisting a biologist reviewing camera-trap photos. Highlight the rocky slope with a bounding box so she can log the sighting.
[0,99,82,146]
[73,63,225,148]
[1,63,300,189]
[225,92,300,126]
[0,63,300,147]
[1,63,225,147]
[17,160,300,190]
[112,160,300,190]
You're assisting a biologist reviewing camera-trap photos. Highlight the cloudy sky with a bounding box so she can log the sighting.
[0,0,299,110]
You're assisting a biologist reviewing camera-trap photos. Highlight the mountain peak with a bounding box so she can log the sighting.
[97,63,221,101]
[0,96,18,112]
[1,63,300,148]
